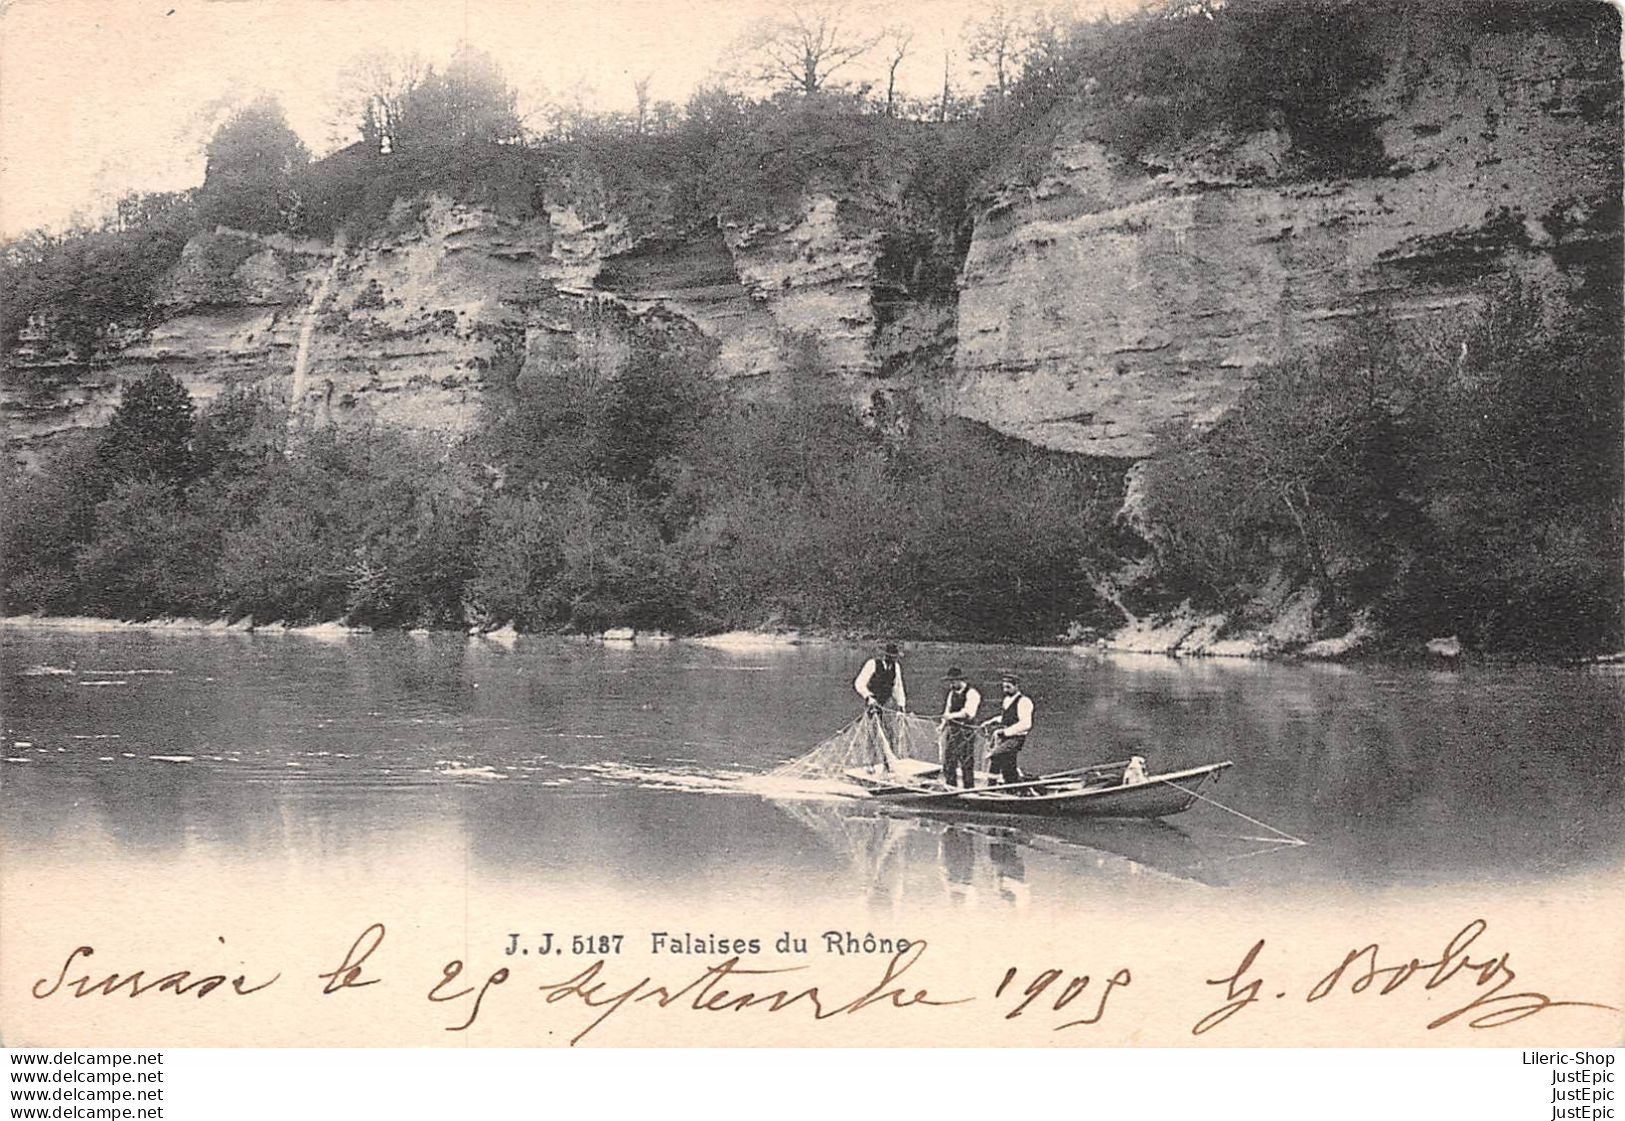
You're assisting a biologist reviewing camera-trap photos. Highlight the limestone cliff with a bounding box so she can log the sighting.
[952,11,1620,456]
[4,8,1617,469]
[3,182,948,458]
[2,231,328,461]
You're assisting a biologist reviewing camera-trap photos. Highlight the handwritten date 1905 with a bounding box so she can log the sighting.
[995,964,1133,1031]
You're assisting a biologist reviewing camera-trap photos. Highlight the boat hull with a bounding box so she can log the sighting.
[849,762,1234,820]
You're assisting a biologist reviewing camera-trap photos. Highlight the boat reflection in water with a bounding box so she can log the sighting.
[765,792,1254,905]
[760,710,1270,900]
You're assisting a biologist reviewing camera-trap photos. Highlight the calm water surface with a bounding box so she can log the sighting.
[3,628,1621,909]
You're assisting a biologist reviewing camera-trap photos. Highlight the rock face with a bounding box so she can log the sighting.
[3,186,942,459]
[951,14,1620,455]
[2,233,329,462]
[4,10,1617,465]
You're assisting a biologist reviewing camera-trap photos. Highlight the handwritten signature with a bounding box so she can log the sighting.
[1196,918,1619,1035]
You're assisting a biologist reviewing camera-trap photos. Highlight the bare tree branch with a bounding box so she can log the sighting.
[882,26,913,116]
[734,1,882,96]
[963,1,1022,99]
[332,50,426,151]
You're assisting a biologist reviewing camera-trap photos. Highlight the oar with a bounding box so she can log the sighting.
[978,760,1218,796]
[963,760,1134,796]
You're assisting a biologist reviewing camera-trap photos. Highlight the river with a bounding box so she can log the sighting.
[3,626,1620,907]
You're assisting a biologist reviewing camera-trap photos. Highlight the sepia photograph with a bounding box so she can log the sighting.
[1,0,1621,1063]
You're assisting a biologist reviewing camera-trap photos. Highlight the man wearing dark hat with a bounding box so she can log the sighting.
[853,642,907,713]
[937,666,981,788]
[980,671,1034,786]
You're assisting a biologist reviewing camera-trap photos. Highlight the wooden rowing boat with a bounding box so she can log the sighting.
[841,758,1234,820]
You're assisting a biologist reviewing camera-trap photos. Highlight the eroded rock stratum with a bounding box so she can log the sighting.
[5,13,1616,464]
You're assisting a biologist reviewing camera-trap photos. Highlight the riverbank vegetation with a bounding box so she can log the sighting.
[1,326,1124,641]
[1130,286,1622,657]
[6,280,1617,653]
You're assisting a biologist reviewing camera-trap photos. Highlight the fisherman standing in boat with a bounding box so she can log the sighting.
[980,671,1033,786]
[937,666,980,788]
[853,642,907,713]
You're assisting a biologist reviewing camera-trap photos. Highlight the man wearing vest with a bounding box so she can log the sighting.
[980,671,1033,786]
[853,643,907,713]
[937,666,981,788]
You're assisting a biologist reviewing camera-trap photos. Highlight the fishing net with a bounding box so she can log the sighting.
[769,710,986,783]
[770,797,914,890]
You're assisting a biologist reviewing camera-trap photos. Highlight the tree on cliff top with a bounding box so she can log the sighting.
[963,2,1025,100]
[200,96,309,232]
[392,45,522,153]
[731,1,882,96]
[333,49,428,153]
[1,202,192,361]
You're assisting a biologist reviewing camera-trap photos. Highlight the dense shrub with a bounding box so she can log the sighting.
[213,426,479,627]
[1,206,194,360]
[0,439,100,614]
[71,479,221,619]
[660,365,1121,640]
[1133,287,1623,654]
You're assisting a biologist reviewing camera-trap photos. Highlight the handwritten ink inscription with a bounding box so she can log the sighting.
[31,936,280,1002]
[1193,919,1619,1036]
[25,918,1618,1045]
[994,964,1133,1030]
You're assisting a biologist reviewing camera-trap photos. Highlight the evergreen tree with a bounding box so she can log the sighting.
[97,371,196,486]
[200,96,309,232]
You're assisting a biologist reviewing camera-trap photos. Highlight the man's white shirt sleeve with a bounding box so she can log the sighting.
[944,686,981,721]
[1004,695,1033,736]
